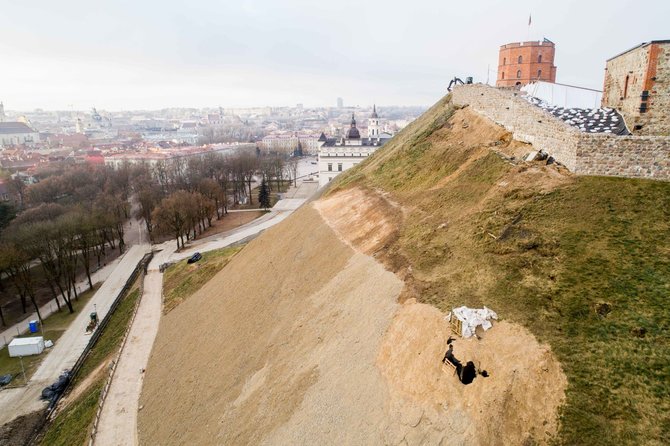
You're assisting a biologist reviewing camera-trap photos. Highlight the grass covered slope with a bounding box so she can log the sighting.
[162,245,244,314]
[329,95,670,445]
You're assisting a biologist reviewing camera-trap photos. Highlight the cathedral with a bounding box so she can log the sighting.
[317,105,393,186]
[335,105,391,147]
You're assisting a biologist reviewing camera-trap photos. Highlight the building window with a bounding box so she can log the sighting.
[537,69,542,78]
[327,163,332,171]
[503,57,506,65]
[538,54,542,63]
[518,55,522,64]
[501,72,505,80]
[624,75,630,99]
[516,70,522,79]
[338,163,343,171]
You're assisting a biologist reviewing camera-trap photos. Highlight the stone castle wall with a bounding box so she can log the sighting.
[452,84,669,181]
[602,42,670,136]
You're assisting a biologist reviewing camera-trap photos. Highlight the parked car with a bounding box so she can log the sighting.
[187,252,202,264]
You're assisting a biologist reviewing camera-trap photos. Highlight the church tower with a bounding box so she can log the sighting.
[368,105,380,141]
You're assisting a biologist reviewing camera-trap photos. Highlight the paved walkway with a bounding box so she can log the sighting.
[94,271,162,446]
[0,244,150,426]
[94,178,318,446]
[0,257,122,350]
[0,213,148,350]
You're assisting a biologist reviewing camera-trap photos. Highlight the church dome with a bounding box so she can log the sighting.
[346,127,360,139]
[346,113,360,139]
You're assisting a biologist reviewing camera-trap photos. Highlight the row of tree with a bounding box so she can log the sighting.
[0,149,301,326]
[136,151,300,248]
[0,164,132,325]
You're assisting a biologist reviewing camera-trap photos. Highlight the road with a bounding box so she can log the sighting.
[94,176,318,446]
[0,244,150,426]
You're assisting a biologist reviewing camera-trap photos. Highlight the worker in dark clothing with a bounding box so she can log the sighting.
[443,344,464,376]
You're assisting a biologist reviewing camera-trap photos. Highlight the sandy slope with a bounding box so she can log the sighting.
[139,205,402,444]
[138,198,566,445]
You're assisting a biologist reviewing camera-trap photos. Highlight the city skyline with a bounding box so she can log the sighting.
[1,0,668,110]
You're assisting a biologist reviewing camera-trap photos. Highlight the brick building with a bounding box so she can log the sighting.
[497,38,557,87]
[602,40,670,136]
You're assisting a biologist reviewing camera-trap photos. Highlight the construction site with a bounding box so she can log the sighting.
[135,92,670,445]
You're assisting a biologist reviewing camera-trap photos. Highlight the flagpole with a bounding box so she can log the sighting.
[527,13,531,42]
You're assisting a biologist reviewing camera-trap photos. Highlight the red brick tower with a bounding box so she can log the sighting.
[496,38,557,87]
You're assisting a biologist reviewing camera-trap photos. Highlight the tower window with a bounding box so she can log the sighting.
[502,72,505,80]
[537,70,542,78]
[518,55,522,64]
[503,57,506,65]
[624,75,630,99]
[538,54,542,63]
[517,70,522,79]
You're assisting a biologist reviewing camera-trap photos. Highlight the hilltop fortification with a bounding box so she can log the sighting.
[452,84,670,180]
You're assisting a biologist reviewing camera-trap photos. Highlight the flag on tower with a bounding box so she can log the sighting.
[528,14,532,26]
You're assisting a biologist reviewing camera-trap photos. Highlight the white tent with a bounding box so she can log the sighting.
[8,336,45,357]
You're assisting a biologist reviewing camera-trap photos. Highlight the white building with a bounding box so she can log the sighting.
[318,106,392,187]
[0,122,40,147]
[260,132,323,155]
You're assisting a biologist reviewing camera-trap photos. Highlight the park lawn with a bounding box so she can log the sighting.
[196,210,265,240]
[163,245,244,314]
[0,285,98,387]
[232,181,291,210]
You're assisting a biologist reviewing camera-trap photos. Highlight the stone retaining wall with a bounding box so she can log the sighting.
[452,84,669,180]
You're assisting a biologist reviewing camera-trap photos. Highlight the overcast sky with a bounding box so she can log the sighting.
[1,0,668,111]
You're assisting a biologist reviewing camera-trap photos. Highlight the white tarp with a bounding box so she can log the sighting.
[521,81,603,109]
[447,306,498,338]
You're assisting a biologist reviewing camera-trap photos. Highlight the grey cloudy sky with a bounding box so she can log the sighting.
[1,0,668,110]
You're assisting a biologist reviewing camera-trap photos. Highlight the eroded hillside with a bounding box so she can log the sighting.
[327,96,670,445]
[139,95,670,445]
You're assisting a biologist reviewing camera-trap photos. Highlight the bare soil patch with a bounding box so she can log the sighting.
[198,211,265,239]
[0,410,44,446]
[378,299,566,445]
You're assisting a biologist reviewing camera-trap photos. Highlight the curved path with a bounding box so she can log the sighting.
[94,179,318,446]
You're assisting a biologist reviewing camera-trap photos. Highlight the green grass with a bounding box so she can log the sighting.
[338,94,670,445]
[513,178,670,445]
[0,285,98,387]
[39,378,104,446]
[163,246,244,314]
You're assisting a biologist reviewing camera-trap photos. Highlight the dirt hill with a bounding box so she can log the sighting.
[139,95,670,445]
